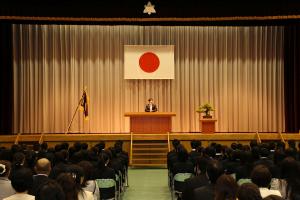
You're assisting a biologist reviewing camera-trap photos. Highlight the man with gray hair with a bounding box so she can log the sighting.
[29,158,51,196]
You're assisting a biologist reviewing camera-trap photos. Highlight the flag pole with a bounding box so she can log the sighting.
[65,88,86,134]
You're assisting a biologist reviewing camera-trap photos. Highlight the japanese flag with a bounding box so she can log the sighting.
[124,45,174,79]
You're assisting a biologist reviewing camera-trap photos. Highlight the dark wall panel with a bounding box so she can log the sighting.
[0,22,13,134]
[284,25,300,132]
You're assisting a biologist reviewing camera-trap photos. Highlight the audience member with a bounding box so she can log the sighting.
[251,165,281,198]
[0,160,15,199]
[182,157,209,200]
[57,172,93,200]
[262,195,284,200]
[78,161,100,200]
[237,183,262,200]
[193,159,224,200]
[4,167,34,200]
[215,174,238,200]
[29,158,51,196]
[35,180,65,200]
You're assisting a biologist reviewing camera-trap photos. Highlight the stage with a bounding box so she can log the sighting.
[0,132,298,150]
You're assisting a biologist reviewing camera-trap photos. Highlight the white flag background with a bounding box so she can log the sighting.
[124,45,174,79]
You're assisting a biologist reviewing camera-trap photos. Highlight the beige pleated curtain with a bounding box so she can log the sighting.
[12,25,285,133]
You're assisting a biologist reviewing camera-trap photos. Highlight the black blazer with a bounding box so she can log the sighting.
[182,174,209,200]
[193,184,215,200]
[29,174,50,196]
[145,103,158,112]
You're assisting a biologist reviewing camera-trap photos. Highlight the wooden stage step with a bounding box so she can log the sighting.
[131,140,169,167]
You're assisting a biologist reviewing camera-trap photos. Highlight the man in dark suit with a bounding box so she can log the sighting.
[182,156,209,200]
[193,159,224,200]
[145,98,158,112]
[29,158,51,196]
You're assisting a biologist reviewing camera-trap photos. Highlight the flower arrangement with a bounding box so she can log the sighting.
[196,103,215,118]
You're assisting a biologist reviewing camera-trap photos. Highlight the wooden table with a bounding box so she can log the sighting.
[200,118,217,133]
[124,112,176,133]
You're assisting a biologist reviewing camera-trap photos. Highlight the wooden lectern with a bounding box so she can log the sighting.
[124,112,176,133]
[200,118,217,133]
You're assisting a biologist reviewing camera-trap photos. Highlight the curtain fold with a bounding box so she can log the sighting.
[12,25,285,133]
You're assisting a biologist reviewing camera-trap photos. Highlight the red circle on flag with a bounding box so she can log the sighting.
[139,52,160,73]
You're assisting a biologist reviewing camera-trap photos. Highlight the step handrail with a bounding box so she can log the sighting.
[14,133,21,144]
[130,132,133,165]
[256,131,261,143]
[167,132,171,152]
[278,131,286,144]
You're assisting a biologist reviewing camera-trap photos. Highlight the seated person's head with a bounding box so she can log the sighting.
[81,143,88,150]
[36,180,65,200]
[195,156,208,174]
[206,159,224,184]
[280,157,298,180]
[66,164,85,186]
[262,195,284,200]
[237,183,262,200]
[215,174,238,200]
[205,146,216,158]
[191,140,201,149]
[251,165,272,188]
[96,141,106,151]
[0,160,11,178]
[177,146,188,162]
[11,167,33,193]
[56,173,77,199]
[172,139,180,149]
[148,98,153,103]
[35,158,51,175]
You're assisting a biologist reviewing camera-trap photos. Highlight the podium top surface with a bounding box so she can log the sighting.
[200,118,217,122]
[124,112,176,117]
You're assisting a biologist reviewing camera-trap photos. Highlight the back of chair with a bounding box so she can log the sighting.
[96,179,116,200]
[174,173,193,183]
[173,173,193,193]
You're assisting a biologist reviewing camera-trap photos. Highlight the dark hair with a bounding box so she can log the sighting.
[41,142,48,151]
[177,146,189,162]
[237,183,262,200]
[251,165,272,188]
[280,157,300,200]
[66,164,85,187]
[81,143,88,150]
[73,142,82,152]
[206,160,224,184]
[97,153,109,169]
[0,160,11,177]
[11,167,33,192]
[205,146,216,158]
[36,180,65,200]
[96,141,106,151]
[195,156,208,174]
[33,143,41,152]
[55,144,63,152]
[172,139,180,149]
[215,174,238,200]
[56,173,79,200]
[12,152,25,167]
[61,142,69,150]
[148,98,153,101]
[262,195,284,200]
[11,144,22,154]
[78,161,94,185]
[191,140,201,149]
[250,140,258,149]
